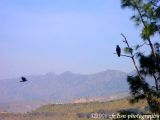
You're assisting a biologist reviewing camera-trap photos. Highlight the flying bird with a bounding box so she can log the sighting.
[116,45,121,57]
[20,77,27,82]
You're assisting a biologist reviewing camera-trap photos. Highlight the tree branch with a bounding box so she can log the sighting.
[121,33,144,82]
[113,53,132,58]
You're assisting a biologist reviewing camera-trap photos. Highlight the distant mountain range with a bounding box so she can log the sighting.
[0,69,129,113]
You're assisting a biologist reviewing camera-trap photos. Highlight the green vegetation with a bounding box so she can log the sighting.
[118,0,160,114]
[0,99,147,120]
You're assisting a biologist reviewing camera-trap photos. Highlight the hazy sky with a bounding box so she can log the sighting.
[0,0,146,79]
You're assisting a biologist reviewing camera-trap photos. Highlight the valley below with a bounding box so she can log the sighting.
[0,70,149,119]
[0,98,147,120]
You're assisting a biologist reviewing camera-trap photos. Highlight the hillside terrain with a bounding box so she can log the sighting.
[0,98,147,120]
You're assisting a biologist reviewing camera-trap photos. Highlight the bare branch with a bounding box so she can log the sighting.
[113,53,132,58]
[121,33,143,80]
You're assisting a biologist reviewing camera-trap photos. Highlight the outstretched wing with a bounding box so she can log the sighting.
[20,77,27,82]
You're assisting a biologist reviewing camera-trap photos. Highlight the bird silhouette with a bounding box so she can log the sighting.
[116,45,121,57]
[20,77,27,82]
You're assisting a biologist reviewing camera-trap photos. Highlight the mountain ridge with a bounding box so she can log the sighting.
[0,69,129,112]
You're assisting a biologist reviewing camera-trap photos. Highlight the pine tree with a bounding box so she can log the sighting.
[118,0,160,113]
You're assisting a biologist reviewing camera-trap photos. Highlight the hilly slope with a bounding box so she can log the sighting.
[0,99,147,120]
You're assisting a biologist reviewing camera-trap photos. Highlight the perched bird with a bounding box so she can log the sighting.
[20,77,27,82]
[116,45,121,57]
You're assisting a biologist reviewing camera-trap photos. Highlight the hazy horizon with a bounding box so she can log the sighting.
[0,0,143,79]
[0,68,130,80]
